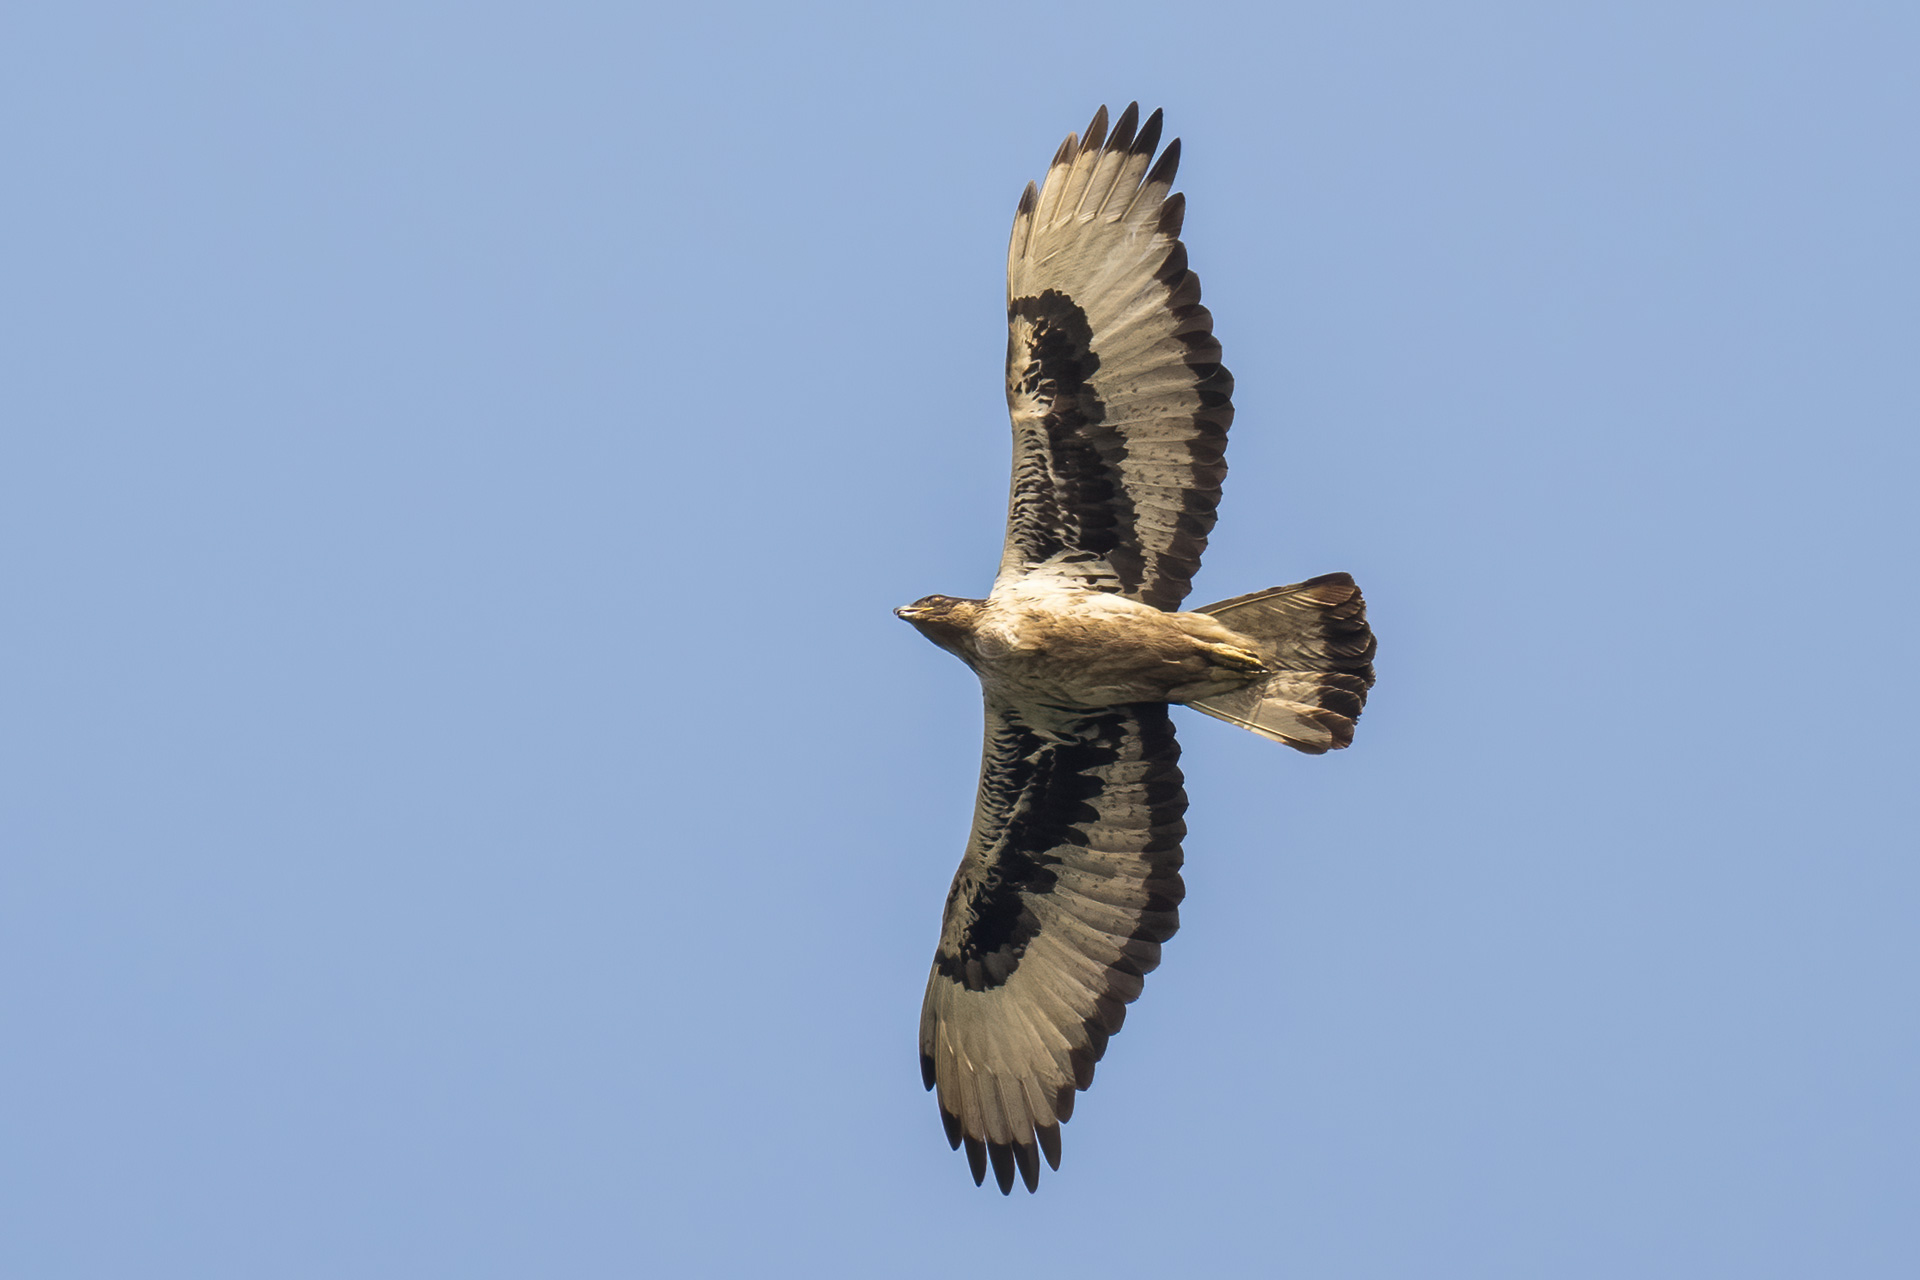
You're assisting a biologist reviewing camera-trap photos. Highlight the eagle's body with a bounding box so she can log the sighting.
[900,585,1266,713]
[898,106,1376,1195]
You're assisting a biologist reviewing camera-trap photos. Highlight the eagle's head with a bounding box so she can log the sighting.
[894,594,986,659]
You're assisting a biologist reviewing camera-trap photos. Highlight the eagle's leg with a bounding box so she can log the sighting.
[1198,641,1267,674]
[1159,636,1271,703]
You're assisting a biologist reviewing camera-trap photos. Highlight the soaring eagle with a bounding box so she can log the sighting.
[896,105,1377,1194]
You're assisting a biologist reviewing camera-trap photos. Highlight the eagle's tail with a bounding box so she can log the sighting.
[1186,573,1376,754]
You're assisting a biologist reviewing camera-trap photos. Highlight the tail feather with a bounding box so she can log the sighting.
[1187,573,1376,753]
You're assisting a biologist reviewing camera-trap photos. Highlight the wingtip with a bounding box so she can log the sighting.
[1146,136,1182,188]
[1157,189,1186,238]
[963,1135,989,1185]
[1037,1122,1063,1171]
[1134,107,1164,157]
[1082,104,1109,153]
[988,1141,1017,1195]
[1011,1138,1041,1192]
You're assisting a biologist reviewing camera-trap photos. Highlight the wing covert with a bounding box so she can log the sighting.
[999,103,1235,610]
[919,698,1187,1193]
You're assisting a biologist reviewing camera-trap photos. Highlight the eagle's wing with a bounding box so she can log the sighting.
[920,698,1186,1193]
[998,103,1235,611]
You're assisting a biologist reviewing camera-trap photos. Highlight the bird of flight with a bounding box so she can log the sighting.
[896,105,1377,1194]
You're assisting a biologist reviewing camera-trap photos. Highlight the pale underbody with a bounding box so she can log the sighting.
[898,581,1270,720]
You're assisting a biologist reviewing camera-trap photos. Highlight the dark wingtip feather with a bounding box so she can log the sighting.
[1133,108,1164,157]
[940,1106,963,1150]
[1157,190,1186,238]
[1146,136,1182,188]
[1016,180,1038,216]
[988,1142,1017,1195]
[1108,101,1140,152]
[1051,134,1076,168]
[920,1051,937,1091]
[1082,104,1109,153]
[964,1135,988,1185]
[1012,1139,1041,1193]
[1155,242,1188,285]
[1037,1122,1062,1171]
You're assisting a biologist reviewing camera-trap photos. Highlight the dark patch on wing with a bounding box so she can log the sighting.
[933,704,1137,990]
[1007,289,1153,592]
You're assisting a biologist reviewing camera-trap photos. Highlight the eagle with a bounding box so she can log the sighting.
[896,105,1377,1195]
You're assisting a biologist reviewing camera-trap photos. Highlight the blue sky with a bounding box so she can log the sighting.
[6,2,1917,1276]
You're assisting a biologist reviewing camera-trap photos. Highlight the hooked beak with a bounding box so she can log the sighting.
[894,605,924,622]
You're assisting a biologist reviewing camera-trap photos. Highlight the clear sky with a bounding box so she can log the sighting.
[6,2,1917,1276]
